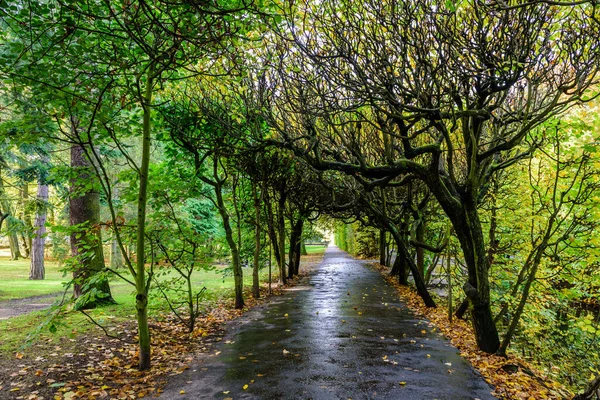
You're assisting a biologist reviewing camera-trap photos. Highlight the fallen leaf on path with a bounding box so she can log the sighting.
[243,384,249,390]
[283,349,290,355]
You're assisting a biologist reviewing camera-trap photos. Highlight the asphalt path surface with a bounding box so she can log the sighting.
[161,245,495,399]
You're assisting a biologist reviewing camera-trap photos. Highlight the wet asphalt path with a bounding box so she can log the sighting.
[161,245,495,399]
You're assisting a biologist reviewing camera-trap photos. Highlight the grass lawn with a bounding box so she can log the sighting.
[0,245,327,355]
[0,257,65,301]
[305,244,327,254]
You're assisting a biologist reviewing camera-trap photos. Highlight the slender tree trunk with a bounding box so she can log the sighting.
[19,184,32,258]
[287,217,303,279]
[110,239,124,269]
[252,184,262,299]
[395,235,436,307]
[268,235,272,295]
[134,68,154,371]
[29,179,48,280]
[389,231,409,285]
[294,223,303,275]
[264,189,281,275]
[379,229,386,266]
[214,176,244,309]
[496,254,540,356]
[447,250,453,322]
[70,142,114,309]
[497,213,556,356]
[0,170,22,260]
[276,188,287,285]
[390,250,409,285]
[415,220,425,278]
[109,187,123,269]
[292,219,303,276]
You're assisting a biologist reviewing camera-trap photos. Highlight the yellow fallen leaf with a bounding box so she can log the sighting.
[399,382,406,386]
[257,374,265,377]
[239,356,246,360]
[421,330,427,334]
[223,391,230,394]
[15,352,23,359]
[283,349,290,355]
[179,390,186,394]
[284,313,289,317]
[427,354,431,358]
[243,384,249,390]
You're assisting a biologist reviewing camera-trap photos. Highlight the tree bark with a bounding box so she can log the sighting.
[446,250,453,322]
[396,237,436,307]
[29,178,48,280]
[0,169,22,260]
[287,217,303,278]
[293,219,304,275]
[70,143,114,309]
[379,229,386,266]
[134,68,155,371]
[573,374,600,400]
[276,186,287,284]
[442,199,500,353]
[252,184,262,299]
[110,239,124,269]
[19,183,32,258]
[264,188,281,276]
[415,220,425,278]
[214,175,244,309]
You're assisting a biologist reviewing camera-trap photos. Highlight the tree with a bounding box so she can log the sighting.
[264,0,600,353]
[69,134,115,308]
[29,154,49,280]
[1,0,259,369]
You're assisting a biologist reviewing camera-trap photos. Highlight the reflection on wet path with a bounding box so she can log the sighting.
[162,245,495,399]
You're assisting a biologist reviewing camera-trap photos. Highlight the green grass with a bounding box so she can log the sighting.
[305,244,327,254]
[0,246,327,355]
[0,257,66,300]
